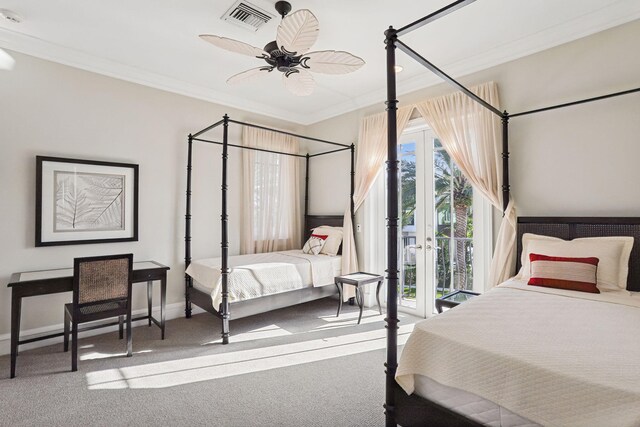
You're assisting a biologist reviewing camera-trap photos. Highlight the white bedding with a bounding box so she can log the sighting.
[186,250,341,308]
[396,278,640,427]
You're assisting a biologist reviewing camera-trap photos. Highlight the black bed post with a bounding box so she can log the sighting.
[185,134,193,318]
[350,144,356,239]
[221,114,231,344]
[304,153,310,242]
[384,26,399,427]
[501,112,510,214]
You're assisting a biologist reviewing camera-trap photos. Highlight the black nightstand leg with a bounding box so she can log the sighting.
[335,281,343,317]
[356,286,363,324]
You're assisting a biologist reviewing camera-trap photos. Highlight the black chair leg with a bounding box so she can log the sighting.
[119,315,124,339]
[63,309,70,352]
[126,314,132,357]
[71,320,78,372]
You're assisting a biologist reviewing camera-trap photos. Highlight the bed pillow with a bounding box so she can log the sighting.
[528,253,600,293]
[302,234,328,255]
[518,233,633,291]
[312,226,343,256]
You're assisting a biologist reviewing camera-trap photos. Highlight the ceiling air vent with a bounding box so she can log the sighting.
[221,1,274,32]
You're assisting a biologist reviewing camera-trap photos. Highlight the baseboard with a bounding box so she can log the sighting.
[0,302,206,356]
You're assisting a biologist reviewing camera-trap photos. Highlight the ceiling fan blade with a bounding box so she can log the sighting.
[199,35,268,58]
[301,50,365,75]
[227,67,273,85]
[282,68,315,96]
[276,9,319,56]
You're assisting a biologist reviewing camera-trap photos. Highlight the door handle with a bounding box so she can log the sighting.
[414,244,423,250]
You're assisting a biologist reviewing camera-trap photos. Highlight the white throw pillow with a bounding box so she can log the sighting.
[517,233,633,291]
[302,234,328,255]
[312,226,343,256]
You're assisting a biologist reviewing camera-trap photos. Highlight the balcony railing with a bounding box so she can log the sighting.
[399,234,473,303]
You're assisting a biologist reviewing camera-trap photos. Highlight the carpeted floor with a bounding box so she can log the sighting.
[0,298,418,427]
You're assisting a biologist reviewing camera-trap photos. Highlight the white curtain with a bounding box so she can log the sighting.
[341,106,414,278]
[415,82,516,289]
[241,126,301,254]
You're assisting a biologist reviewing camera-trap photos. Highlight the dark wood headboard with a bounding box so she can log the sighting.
[517,217,640,292]
[304,214,344,253]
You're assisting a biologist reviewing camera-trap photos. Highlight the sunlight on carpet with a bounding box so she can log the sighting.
[81,349,153,361]
[204,324,292,345]
[315,311,385,329]
[85,323,415,390]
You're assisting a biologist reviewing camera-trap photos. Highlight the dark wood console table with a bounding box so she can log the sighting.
[7,261,169,378]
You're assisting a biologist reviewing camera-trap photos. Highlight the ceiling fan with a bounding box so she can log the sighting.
[199,1,365,96]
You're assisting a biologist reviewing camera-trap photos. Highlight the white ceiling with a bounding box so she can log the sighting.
[0,0,638,125]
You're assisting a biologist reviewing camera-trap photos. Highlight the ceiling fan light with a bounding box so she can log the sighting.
[0,48,15,71]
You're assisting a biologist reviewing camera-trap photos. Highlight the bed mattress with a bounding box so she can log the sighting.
[396,278,640,426]
[186,250,341,308]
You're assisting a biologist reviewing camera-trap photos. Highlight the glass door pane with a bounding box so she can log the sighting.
[433,139,475,298]
[399,140,417,309]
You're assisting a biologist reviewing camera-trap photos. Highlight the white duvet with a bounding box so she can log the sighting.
[186,250,341,308]
[396,279,640,427]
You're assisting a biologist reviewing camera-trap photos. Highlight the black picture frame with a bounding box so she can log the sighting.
[35,156,139,247]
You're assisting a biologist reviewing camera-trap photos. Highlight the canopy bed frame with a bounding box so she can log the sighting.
[383,1,640,425]
[185,115,355,344]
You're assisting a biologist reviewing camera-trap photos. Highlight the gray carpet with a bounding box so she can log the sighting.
[0,298,419,427]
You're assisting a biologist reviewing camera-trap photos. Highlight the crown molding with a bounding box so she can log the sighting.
[302,7,640,125]
[1,3,638,127]
[0,28,309,125]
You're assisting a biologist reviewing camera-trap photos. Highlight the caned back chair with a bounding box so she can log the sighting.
[63,254,133,371]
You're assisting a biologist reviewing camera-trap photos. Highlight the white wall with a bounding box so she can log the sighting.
[307,20,640,271]
[0,51,303,344]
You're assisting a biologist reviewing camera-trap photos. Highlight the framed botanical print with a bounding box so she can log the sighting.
[36,156,139,246]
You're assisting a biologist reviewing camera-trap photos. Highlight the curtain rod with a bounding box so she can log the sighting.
[396,0,476,37]
[510,87,640,118]
[227,119,351,148]
[191,137,308,158]
[395,38,503,117]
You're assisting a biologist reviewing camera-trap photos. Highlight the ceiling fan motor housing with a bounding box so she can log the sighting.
[263,40,301,73]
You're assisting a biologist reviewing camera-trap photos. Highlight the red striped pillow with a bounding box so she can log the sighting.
[528,253,600,293]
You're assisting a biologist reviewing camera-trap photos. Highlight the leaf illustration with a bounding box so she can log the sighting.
[54,172,125,232]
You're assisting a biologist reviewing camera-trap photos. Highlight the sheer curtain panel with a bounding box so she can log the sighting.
[415,82,516,290]
[342,106,413,277]
[241,126,301,254]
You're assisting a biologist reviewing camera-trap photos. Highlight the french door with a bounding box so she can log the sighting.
[396,124,489,318]
[397,129,432,317]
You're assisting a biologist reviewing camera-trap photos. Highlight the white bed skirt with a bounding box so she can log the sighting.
[187,250,342,308]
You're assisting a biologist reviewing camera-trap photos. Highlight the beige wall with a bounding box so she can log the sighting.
[307,19,640,262]
[1,19,639,348]
[0,51,303,346]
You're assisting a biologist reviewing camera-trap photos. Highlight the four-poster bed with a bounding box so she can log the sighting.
[185,115,355,344]
[383,1,640,426]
